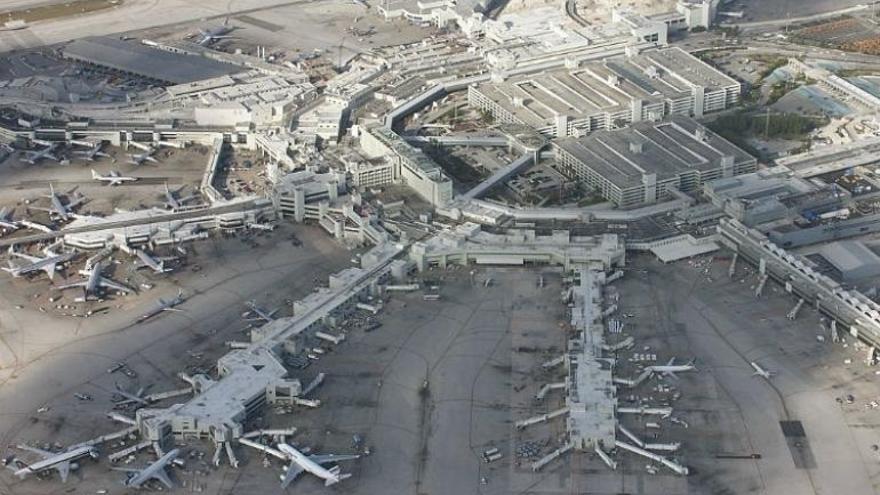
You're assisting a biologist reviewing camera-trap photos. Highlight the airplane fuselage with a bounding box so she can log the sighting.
[279,444,338,484]
[14,446,95,479]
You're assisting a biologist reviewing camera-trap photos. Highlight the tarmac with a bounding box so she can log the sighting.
[612,251,880,495]
[0,223,355,494]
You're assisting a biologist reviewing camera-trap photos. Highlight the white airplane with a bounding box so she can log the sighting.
[74,141,110,161]
[239,439,358,488]
[351,0,369,7]
[243,300,278,323]
[18,219,54,233]
[138,289,185,322]
[0,206,20,231]
[12,443,98,482]
[196,19,235,45]
[134,249,173,274]
[646,358,696,381]
[162,183,199,210]
[127,141,154,152]
[20,140,60,165]
[750,361,775,380]
[92,169,138,186]
[113,449,179,489]
[3,244,76,280]
[30,184,85,221]
[56,261,133,299]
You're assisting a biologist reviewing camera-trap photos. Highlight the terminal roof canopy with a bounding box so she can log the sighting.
[62,36,244,85]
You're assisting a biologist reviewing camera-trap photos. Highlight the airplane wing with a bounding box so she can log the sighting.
[10,251,40,263]
[98,277,132,293]
[55,280,87,290]
[662,370,679,381]
[152,467,173,489]
[16,445,54,458]
[310,454,360,464]
[280,463,305,489]
[110,467,141,473]
[55,461,71,483]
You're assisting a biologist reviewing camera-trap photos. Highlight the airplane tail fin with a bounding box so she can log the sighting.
[325,474,350,486]
[91,169,99,180]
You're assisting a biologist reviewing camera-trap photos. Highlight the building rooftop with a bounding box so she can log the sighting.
[819,241,880,281]
[368,126,447,180]
[555,116,755,189]
[61,37,243,84]
[471,47,737,129]
[566,269,616,449]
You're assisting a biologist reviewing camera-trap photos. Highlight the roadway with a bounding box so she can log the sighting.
[564,0,588,27]
[722,3,870,31]
[0,0,332,53]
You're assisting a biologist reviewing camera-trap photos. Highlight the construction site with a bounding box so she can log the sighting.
[0,0,879,493]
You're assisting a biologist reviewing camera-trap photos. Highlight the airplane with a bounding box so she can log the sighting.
[3,244,76,280]
[18,219,54,233]
[196,19,235,45]
[73,141,110,162]
[133,249,174,274]
[162,183,199,210]
[138,289,185,322]
[92,169,138,186]
[750,361,775,380]
[242,300,278,323]
[127,148,159,166]
[646,358,696,381]
[0,207,19,231]
[55,261,133,300]
[112,382,151,407]
[113,448,179,489]
[239,439,358,488]
[29,184,85,221]
[12,443,98,482]
[351,0,369,7]
[20,140,60,165]
[347,25,376,36]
